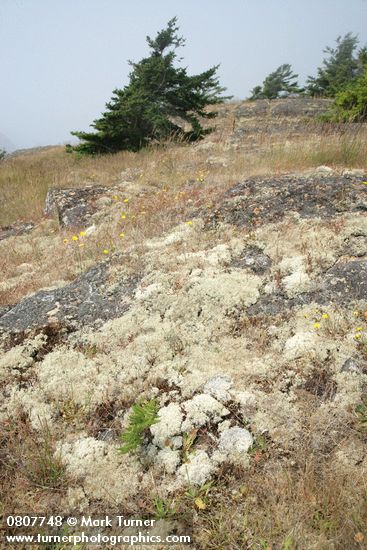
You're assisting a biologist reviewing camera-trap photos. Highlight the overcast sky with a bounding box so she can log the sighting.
[1,0,367,150]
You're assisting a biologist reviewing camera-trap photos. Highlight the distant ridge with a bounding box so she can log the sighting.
[8,145,60,158]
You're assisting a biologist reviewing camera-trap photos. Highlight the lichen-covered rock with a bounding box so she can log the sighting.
[181,394,230,432]
[230,246,272,274]
[0,263,140,333]
[203,374,232,402]
[176,450,214,486]
[3,100,367,518]
[218,427,253,453]
[150,403,184,448]
[206,174,367,229]
[341,357,363,374]
[155,448,181,474]
[0,334,45,381]
[57,437,147,503]
[45,186,111,228]
[0,222,34,241]
[212,426,253,465]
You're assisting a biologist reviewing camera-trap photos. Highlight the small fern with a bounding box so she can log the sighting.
[119,400,160,454]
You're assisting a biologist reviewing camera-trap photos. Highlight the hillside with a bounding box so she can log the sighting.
[1,98,367,549]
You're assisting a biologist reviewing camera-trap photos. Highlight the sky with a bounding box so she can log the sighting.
[1,0,367,150]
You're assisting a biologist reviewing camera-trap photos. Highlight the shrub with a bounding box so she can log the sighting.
[323,66,367,122]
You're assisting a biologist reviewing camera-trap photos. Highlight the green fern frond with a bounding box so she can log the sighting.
[119,400,160,454]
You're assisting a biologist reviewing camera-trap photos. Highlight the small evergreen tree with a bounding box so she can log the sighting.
[249,64,300,100]
[0,148,6,161]
[306,33,362,97]
[249,85,263,100]
[70,18,228,154]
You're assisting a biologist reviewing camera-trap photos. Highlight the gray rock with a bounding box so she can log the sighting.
[341,358,362,375]
[97,429,116,442]
[0,222,34,241]
[344,234,367,257]
[206,174,367,231]
[231,246,272,274]
[0,262,140,334]
[248,258,367,316]
[45,186,117,228]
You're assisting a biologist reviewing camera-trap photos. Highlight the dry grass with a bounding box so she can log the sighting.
[1,113,367,228]
[192,454,367,549]
[0,411,69,514]
[1,110,367,307]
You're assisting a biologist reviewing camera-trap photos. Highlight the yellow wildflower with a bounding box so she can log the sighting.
[353,311,359,316]
[356,327,363,331]
[72,235,78,241]
[123,198,129,203]
[119,233,125,237]
[186,221,193,226]
[121,214,126,219]
[79,231,86,237]
[322,313,329,319]
[112,195,118,200]
[194,497,206,510]
[103,249,109,255]
[63,238,68,244]
[355,333,362,340]
[313,323,321,329]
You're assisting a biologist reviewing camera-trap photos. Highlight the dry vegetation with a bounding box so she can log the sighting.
[1,108,367,308]
[1,120,367,227]
[1,101,367,549]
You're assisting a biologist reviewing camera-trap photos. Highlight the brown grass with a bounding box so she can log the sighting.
[0,411,68,514]
[1,113,367,227]
[1,111,367,307]
[192,454,367,549]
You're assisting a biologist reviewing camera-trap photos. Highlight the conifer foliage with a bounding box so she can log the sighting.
[249,64,300,100]
[70,18,228,154]
[306,33,363,97]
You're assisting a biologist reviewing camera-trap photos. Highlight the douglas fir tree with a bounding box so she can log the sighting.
[70,18,228,154]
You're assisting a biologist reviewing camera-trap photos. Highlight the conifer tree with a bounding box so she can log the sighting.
[249,64,300,100]
[70,18,228,154]
[306,33,362,97]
